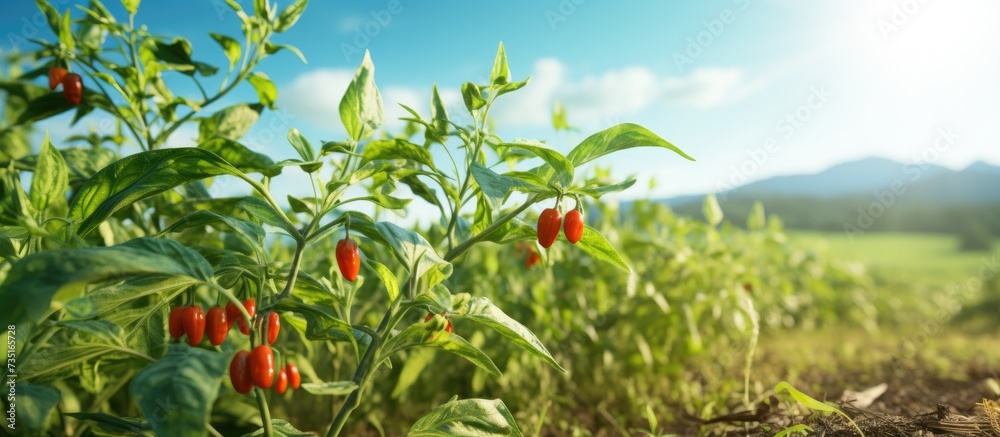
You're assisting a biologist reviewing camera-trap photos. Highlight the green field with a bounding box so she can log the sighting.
[790,231,995,284]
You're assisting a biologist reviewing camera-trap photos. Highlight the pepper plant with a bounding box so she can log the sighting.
[0,1,693,435]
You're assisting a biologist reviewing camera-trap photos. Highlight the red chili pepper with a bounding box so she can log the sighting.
[536,208,562,248]
[169,306,186,339]
[275,368,288,394]
[225,302,240,330]
[229,350,254,394]
[237,298,256,335]
[266,312,280,345]
[525,249,541,268]
[206,306,228,346]
[286,363,301,390]
[250,345,275,389]
[563,209,584,244]
[48,67,67,90]
[182,306,205,346]
[336,238,360,282]
[61,73,83,106]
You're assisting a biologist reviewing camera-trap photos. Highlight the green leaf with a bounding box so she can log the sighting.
[35,0,61,34]
[57,320,127,347]
[497,141,572,187]
[0,238,213,328]
[339,50,384,141]
[264,42,307,64]
[198,137,277,176]
[383,324,501,377]
[461,82,486,113]
[426,84,449,143]
[775,424,814,437]
[64,412,150,433]
[67,148,246,237]
[774,381,839,414]
[63,297,98,318]
[247,72,278,109]
[348,159,406,185]
[242,420,315,437]
[29,133,68,212]
[235,196,299,238]
[453,297,564,372]
[476,219,536,245]
[400,175,442,208]
[376,222,452,286]
[408,398,523,436]
[469,163,549,199]
[490,42,510,86]
[747,201,766,230]
[392,348,434,398]
[299,381,358,396]
[150,38,216,76]
[14,91,76,125]
[361,139,434,169]
[286,128,315,162]
[365,259,399,302]
[565,123,694,167]
[570,178,637,199]
[21,343,114,383]
[774,381,863,436]
[59,9,76,52]
[703,193,723,227]
[319,140,351,156]
[552,101,570,131]
[287,195,314,215]
[15,382,61,430]
[120,0,140,14]
[274,0,308,32]
[275,299,353,342]
[351,193,411,210]
[494,77,529,98]
[198,103,262,141]
[576,225,631,273]
[209,32,241,70]
[158,210,266,249]
[130,345,229,437]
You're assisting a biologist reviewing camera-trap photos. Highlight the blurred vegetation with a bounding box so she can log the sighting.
[210,194,998,435]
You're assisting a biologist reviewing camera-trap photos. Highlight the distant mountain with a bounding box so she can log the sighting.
[723,157,949,199]
[661,158,1000,236]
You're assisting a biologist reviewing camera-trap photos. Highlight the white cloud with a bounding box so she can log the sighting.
[282,69,468,134]
[282,69,355,131]
[492,59,747,128]
[283,59,751,133]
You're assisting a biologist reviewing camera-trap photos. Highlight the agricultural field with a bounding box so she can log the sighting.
[2,1,998,437]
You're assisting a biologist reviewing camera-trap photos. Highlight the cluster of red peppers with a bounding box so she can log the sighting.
[48,66,83,106]
[168,298,300,395]
[526,199,585,267]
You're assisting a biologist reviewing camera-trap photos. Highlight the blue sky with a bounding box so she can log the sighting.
[2,0,998,208]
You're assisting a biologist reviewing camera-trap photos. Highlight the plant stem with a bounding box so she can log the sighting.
[277,242,305,299]
[325,291,404,437]
[444,196,538,261]
[254,388,274,437]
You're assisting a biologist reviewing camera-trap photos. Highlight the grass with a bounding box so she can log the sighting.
[789,231,995,284]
